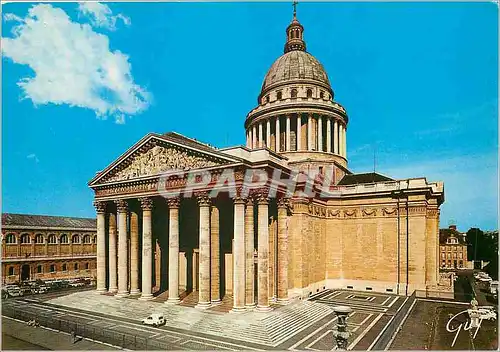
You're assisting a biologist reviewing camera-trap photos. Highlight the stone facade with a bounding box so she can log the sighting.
[439,225,468,269]
[88,11,446,306]
[1,214,97,284]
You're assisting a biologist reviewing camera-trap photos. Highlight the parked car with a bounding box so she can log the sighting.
[142,313,165,327]
[7,288,24,297]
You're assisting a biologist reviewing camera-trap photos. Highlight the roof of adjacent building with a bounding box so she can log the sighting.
[337,172,394,185]
[2,213,96,229]
[439,228,467,245]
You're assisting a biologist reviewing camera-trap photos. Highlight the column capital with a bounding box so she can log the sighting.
[115,199,128,213]
[255,190,270,205]
[93,201,106,214]
[277,197,290,209]
[196,192,211,207]
[139,197,153,211]
[166,197,181,209]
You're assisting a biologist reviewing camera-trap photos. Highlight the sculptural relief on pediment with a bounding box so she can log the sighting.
[103,145,226,183]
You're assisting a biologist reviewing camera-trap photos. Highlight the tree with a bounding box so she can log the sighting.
[466,228,498,265]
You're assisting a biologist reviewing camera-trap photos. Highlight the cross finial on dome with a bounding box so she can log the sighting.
[284,1,306,53]
[293,1,298,19]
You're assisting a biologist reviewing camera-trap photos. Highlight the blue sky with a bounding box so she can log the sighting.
[2,2,498,231]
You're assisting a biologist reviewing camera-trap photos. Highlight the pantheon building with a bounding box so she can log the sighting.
[89,11,446,311]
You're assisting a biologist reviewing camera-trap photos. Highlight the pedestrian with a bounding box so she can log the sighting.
[71,330,77,344]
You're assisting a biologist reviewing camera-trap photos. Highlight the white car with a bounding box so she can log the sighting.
[142,313,165,327]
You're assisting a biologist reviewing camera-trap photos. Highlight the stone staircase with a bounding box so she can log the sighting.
[48,291,333,347]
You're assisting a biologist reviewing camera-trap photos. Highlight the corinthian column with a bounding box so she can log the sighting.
[258,123,263,148]
[318,115,323,152]
[277,198,289,303]
[307,113,313,151]
[139,197,153,300]
[296,114,302,151]
[108,211,118,293]
[231,194,246,312]
[130,209,140,294]
[252,125,257,149]
[245,197,255,309]
[256,193,271,311]
[343,126,347,158]
[326,117,332,153]
[339,124,344,157]
[94,201,107,293]
[210,203,221,304]
[266,119,271,148]
[196,193,211,309]
[275,116,281,152]
[286,114,291,151]
[167,198,180,304]
[334,120,339,154]
[115,200,129,297]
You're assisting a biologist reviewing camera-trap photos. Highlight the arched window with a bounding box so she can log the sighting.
[37,265,43,273]
[74,263,79,271]
[62,264,67,271]
[48,234,57,244]
[277,91,282,100]
[83,235,91,244]
[307,89,313,98]
[291,89,297,99]
[5,234,16,244]
[60,234,68,244]
[50,264,56,272]
[20,233,31,244]
[320,91,325,99]
[92,236,97,244]
[85,263,90,270]
[72,235,80,244]
[8,267,14,275]
[35,234,44,244]
[266,95,270,103]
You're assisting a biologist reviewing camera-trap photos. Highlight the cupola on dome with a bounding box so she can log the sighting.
[260,8,332,96]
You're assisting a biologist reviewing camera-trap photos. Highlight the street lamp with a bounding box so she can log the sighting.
[332,305,353,350]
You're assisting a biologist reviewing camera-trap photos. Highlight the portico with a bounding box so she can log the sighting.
[90,133,292,311]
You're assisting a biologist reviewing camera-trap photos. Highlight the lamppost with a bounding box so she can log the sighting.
[332,305,352,350]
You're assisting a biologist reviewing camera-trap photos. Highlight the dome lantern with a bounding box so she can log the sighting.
[284,2,306,53]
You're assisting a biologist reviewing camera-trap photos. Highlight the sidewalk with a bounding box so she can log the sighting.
[2,316,121,350]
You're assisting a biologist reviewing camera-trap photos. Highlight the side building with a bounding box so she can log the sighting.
[439,224,468,269]
[1,213,97,284]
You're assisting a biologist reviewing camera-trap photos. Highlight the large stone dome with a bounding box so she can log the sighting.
[261,51,331,94]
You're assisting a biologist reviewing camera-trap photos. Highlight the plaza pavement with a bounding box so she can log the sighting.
[3,289,407,350]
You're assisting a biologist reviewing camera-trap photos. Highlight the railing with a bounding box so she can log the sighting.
[2,305,171,350]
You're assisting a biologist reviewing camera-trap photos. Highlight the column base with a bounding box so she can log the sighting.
[256,305,273,312]
[245,303,257,310]
[115,292,130,298]
[139,293,154,301]
[276,298,290,305]
[165,297,180,305]
[108,287,118,294]
[96,288,107,294]
[210,299,223,306]
[195,301,212,310]
[129,289,141,295]
[230,306,246,313]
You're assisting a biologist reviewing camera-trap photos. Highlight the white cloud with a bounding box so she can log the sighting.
[77,2,130,30]
[2,4,150,123]
[27,153,39,163]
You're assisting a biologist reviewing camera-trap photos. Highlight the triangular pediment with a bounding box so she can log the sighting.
[89,133,240,186]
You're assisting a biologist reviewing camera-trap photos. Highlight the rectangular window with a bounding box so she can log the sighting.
[366,287,373,291]
[347,285,353,289]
